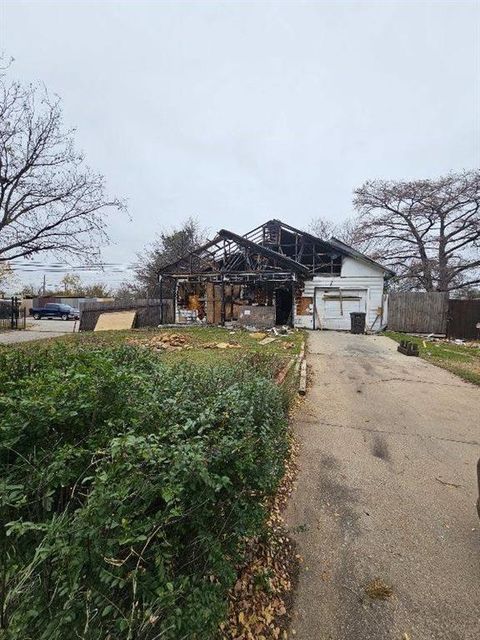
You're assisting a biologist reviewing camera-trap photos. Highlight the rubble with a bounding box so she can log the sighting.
[417,334,480,347]
[128,333,191,351]
[203,341,242,349]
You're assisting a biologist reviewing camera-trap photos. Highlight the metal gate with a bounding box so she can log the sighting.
[0,297,26,331]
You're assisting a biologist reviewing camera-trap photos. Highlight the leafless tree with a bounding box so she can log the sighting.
[309,216,338,240]
[0,76,124,263]
[309,215,370,250]
[0,261,14,294]
[353,170,480,292]
[134,217,206,296]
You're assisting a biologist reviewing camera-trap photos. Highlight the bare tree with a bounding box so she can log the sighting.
[309,215,369,250]
[353,170,480,292]
[0,261,14,295]
[135,217,206,296]
[309,216,338,240]
[59,273,82,294]
[114,281,139,302]
[56,273,112,297]
[0,76,124,263]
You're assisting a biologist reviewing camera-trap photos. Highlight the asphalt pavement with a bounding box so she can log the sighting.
[286,331,480,640]
[0,317,77,344]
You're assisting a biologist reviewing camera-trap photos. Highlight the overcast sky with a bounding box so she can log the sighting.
[1,0,479,288]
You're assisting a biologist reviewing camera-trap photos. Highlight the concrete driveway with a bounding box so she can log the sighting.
[286,331,480,640]
[0,317,77,345]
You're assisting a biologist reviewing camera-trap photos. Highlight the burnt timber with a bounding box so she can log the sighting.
[157,219,390,329]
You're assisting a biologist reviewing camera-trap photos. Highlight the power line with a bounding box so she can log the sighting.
[11,261,136,267]
[12,268,133,273]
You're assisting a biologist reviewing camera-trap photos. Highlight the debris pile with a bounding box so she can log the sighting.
[203,341,242,349]
[420,334,480,348]
[129,333,191,351]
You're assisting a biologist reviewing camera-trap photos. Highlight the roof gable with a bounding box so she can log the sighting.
[158,218,394,279]
[159,227,309,278]
[244,219,393,277]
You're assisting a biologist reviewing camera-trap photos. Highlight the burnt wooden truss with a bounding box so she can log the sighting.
[159,219,346,284]
[243,219,344,276]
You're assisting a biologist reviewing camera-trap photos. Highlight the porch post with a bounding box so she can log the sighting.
[290,279,295,328]
[220,275,226,326]
[174,280,178,324]
[158,274,163,325]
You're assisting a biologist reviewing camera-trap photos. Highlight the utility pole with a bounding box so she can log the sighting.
[42,274,46,296]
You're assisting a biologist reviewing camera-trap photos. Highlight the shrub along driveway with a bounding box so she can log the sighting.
[1,330,299,639]
[286,331,480,640]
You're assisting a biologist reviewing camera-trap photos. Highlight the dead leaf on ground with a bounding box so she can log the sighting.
[219,435,300,639]
[365,578,393,600]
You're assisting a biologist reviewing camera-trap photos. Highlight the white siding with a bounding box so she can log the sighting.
[294,256,387,331]
[341,256,385,277]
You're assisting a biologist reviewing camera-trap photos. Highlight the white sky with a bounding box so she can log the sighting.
[1,0,479,289]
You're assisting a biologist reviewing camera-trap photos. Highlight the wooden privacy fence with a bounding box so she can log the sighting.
[79,299,175,331]
[447,299,480,339]
[388,292,449,334]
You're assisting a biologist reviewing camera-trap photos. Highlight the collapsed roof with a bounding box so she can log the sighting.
[159,218,393,281]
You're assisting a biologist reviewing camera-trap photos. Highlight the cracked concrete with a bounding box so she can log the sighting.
[285,331,480,640]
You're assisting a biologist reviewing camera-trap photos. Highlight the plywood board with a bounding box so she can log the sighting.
[206,283,222,324]
[94,310,137,332]
[259,336,276,345]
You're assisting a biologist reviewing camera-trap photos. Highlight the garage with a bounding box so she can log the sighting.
[314,288,367,330]
[159,220,392,331]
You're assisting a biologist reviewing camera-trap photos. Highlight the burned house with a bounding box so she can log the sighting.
[158,219,393,331]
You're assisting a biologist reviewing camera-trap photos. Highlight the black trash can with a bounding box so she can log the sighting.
[350,312,366,334]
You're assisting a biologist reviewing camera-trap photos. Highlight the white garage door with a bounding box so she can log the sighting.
[315,289,367,330]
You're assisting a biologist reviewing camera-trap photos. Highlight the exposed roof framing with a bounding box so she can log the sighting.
[160,228,310,279]
[244,219,346,255]
[243,219,344,275]
[158,217,393,281]
[244,219,393,276]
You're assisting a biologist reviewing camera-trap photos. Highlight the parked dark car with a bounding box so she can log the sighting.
[30,303,79,321]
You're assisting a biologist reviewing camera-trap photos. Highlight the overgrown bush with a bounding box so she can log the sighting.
[0,345,289,639]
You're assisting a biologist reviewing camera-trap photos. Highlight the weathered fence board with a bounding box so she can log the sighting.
[447,300,480,339]
[79,299,174,331]
[388,292,449,334]
[160,299,175,324]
